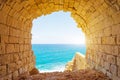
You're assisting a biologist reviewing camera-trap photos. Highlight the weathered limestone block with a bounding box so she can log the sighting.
[112,46,119,56]
[104,17,114,28]
[20,44,24,52]
[107,55,116,65]
[0,43,5,54]
[104,45,113,54]
[9,28,20,37]
[117,56,120,66]
[8,63,16,73]
[103,45,118,56]
[112,12,120,24]
[104,61,110,70]
[13,53,19,62]
[9,36,19,43]
[112,75,120,80]
[0,24,9,35]
[14,44,20,52]
[23,44,31,51]
[0,11,7,24]
[104,27,112,36]
[117,35,120,45]
[6,44,15,53]
[12,70,19,80]
[112,24,120,36]
[18,67,26,75]
[110,64,117,76]
[17,61,22,69]
[24,39,31,44]
[118,66,120,77]
[1,74,12,80]
[0,54,11,64]
[102,36,116,45]
[6,16,14,27]
[1,35,8,43]
[107,71,112,79]
[0,65,6,77]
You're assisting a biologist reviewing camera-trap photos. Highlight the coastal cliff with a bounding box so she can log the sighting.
[65,52,87,71]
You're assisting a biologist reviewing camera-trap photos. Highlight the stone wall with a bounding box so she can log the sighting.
[0,0,120,80]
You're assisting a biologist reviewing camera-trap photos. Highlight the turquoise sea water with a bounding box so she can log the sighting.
[32,44,86,72]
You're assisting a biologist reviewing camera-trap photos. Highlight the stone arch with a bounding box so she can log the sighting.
[0,0,120,79]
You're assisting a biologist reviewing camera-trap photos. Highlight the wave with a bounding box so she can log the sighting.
[38,63,65,73]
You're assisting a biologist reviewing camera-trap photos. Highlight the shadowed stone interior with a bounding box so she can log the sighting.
[0,0,120,80]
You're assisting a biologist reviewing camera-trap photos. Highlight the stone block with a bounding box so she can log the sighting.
[0,65,6,77]
[9,36,19,43]
[0,54,11,64]
[19,68,24,74]
[102,36,116,45]
[104,17,114,28]
[12,70,19,80]
[97,37,102,44]
[9,28,20,37]
[117,56,120,66]
[6,44,15,53]
[0,24,9,35]
[19,38,24,44]
[117,35,120,45]
[6,15,13,27]
[104,61,110,70]
[104,45,112,54]
[0,43,5,54]
[108,36,116,44]
[112,12,120,24]
[104,27,112,36]
[112,24,120,36]
[107,55,116,64]
[104,45,119,56]
[2,74,12,80]
[20,44,24,52]
[0,11,7,24]
[8,63,16,73]
[107,71,112,79]
[17,61,22,68]
[110,64,117,76]
[14,44,19,52]
[118,66,120,77]
[13,54,19,62]
[112,75,120,80]
[112,46,119,56]
[74,2,80,9]
[1,35,8,43]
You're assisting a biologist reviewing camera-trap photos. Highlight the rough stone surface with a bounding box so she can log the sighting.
[17,69,111,80]
[0,0,120,79]
[65,52,87,71]
[29,68,39,75]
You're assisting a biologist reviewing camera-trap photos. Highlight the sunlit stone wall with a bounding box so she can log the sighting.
[0,0,120,80]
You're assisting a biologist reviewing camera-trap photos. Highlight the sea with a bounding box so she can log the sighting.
[32,44,86,72]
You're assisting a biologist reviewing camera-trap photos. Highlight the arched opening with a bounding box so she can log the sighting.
[31,11,86,72]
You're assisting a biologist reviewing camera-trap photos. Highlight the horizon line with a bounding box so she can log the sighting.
[32,43,85,45]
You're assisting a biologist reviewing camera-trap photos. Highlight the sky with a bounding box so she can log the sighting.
[31,11,85,44]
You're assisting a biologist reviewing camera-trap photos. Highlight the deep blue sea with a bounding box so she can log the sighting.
[32,44,86,72]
